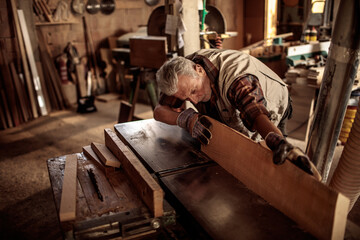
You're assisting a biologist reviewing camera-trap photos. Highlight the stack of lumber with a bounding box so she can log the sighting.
[284,66,323,86]
[0,0,69,130]
[32,0,53,23]
[80,128,164,218]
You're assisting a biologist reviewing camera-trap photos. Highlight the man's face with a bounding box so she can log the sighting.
[173,64,212,105]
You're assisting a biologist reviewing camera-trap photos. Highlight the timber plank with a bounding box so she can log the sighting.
[0,40,20,126]
[104,128,164,217]
[201,117,349,240]
[91,142,121,168]
[59,154,78,222]
[83,145,106,170]
[37,28,67,109]
[9,0,38,118]
[10,62,30,122]
[83,145,116,176]
[77,154,123,215]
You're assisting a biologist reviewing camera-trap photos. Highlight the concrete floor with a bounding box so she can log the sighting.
[0,98,359,239]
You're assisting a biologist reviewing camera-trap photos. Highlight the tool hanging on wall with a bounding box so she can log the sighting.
[86,0,100,14]
[71,0,85,15]
[53,0,70,22]
[100,0,115,15]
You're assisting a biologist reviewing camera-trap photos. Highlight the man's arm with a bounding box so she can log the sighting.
[253,114,283,139]
[227,75,320,179]
[153,104,180,125]
[153,94,212,145]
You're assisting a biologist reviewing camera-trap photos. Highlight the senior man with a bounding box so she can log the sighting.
[154,48,317,176]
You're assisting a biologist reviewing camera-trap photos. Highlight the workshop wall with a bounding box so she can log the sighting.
[0,0,17,63]
[38,0,161,59]
[207,0,244,49]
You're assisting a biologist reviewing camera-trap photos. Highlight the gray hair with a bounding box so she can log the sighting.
[156,56,198,96]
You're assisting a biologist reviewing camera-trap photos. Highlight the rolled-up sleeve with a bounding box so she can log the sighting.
[227,74,270,131]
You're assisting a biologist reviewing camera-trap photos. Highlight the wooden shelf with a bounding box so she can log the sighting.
[35,21,79,26]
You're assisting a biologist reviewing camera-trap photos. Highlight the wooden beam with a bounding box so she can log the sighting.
[10,62,30,122]
[37,28,67,109]
[17,10,48,116]
[9,0,38,118]
[91,142,121,168]
[59,154,78,222]
[82,145,116,176]
[201,117,349,240]
[104,128,164,217]
[0,40,20,126]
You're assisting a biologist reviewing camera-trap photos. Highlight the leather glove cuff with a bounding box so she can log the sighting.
[265,132,285,151]
[176,108,198,130]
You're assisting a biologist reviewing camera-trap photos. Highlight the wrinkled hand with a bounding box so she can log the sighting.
[177,108,212,145]
[265,132,321,180]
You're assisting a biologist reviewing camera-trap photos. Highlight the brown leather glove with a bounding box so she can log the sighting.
[177,108,212,145]
[265,132,321,180]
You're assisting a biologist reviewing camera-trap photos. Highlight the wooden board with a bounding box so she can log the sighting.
[37,28,67,109]
[83,145,106,170]
[0,40,20,126]
[9,0,38,118]
[83,145,116,176]
[129,36,167,69]
[59,154,78,222]
[104,128,164,217]
[201,116,349,240]
[47,153,149,234]
[118,100,133,123]
[91,142,121,168]
[18,10,48,116]
[10,62,30,122]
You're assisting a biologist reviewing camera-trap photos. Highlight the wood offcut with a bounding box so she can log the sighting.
[59,154,78,222]
[201,116,350,240]
[104,128,164,217]
[91,142,121,168]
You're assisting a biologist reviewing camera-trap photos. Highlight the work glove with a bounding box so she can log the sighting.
[177,108,212,145]
[265,132,321,181]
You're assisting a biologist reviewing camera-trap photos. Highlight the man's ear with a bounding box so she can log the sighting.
[195,64,205,75]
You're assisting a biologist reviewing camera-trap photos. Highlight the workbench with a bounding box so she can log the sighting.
[113,119,316,239]
[47,119,317,239]
[47,153,176,239]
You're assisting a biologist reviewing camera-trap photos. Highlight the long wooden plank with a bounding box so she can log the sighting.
[91,142,121,168]
[37,28,67,109]
[104,128,164,217]
[10,62,30,122]
[0,40,20,126]
[201,117,349,240]
[9,0,38,118]
[17,10,48,116]
[59,154,78,222]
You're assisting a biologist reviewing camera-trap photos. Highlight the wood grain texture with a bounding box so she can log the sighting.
[0,40,20,126]
[9,0,38,118]
[18,10,48,116]
[59,154,78,222]
[10,62,30,122]
[104,128,164,217]
[201,116,349,240]
[83,145,116,176]
[129,36,167,69]
[91,142,121,168]
[83,145,105,170]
